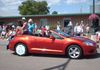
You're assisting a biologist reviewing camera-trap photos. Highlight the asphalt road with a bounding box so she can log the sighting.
[0,40,100,70]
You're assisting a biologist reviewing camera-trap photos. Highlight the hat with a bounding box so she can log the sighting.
[22,17,26,20]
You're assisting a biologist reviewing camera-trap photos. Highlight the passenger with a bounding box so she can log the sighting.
[41,26,47,37]
[16,20,23,35]
[27,18,35,35]
[35,28,42,36]
[46,30,51,37]
[34,22,38,32]
[21,17,28,35]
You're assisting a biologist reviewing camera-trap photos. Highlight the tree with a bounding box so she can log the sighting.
[18,0,50,15]
[52,11,58,14]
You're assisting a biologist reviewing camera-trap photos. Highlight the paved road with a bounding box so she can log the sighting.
[0,40,100,70]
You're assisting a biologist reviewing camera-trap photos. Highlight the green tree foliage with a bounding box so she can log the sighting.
[52,11,58,14]
[18,0,50,15]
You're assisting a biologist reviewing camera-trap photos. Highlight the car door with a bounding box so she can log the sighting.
[38,32,66,54]
[30,36,47,53]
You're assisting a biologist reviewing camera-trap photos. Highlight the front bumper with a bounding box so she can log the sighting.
[84,45,98,56]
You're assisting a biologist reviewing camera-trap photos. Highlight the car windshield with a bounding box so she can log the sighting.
[55,30,70,37]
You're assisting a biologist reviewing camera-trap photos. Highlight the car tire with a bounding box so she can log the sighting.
[67,45,83,59]
[15,43,28,56]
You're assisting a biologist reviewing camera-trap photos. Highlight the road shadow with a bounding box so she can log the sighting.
[43,58,71,70]
[30,53,67,59]
[29,52,100,59]
[12,52,100,59]
[84,53,100,59]
[12,53,68,59]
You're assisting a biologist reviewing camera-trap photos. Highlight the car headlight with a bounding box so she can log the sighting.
[84,41,94,46]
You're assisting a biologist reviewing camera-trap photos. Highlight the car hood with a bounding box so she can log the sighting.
[71,36,95,42]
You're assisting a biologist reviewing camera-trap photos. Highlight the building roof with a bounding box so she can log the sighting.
[0,13,100,18]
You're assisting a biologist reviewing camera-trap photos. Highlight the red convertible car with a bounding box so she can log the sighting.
[7,30,98,59]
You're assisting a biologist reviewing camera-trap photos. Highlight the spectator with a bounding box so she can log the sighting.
[96,31,100,43]
[74,23,83,36]
[56,21,61,31]
[85,24,90,35]
[67,21,73,35]
[7,28,16,41]
[0,25,2,35]
[74,23,78,36]
[1,30,6,39]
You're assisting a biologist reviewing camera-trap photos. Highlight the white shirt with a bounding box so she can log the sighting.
[45,25,50,30]
[57,25,60,30]
[75,26,83,33]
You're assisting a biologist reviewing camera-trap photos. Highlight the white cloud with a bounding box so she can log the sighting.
[65,0,87,4]
[0,0,24,16]
[0,0,61,16]
[45,0,61,6]
[36,0,88,5]
[35,0,61,6]
[0,0,90,16]
[1,0,22,6]
[0,0,5,8]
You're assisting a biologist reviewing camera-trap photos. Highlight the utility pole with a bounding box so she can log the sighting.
[93,0,95,14]
[80,5,83,22]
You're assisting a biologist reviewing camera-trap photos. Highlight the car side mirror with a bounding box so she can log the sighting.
[50,35,55,40]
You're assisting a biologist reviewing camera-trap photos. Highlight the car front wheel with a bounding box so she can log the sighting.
[15,43,27,56]
[67,45,83,59]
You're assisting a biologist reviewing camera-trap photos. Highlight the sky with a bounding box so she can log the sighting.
[0,0,100,16]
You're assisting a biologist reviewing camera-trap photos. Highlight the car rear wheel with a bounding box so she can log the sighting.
[67,45,83,59]
[15,43,27,56]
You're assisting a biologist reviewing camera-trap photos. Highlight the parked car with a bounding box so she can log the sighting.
[7,30,98,59]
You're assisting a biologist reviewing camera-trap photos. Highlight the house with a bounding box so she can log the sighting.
[0,13,100,29]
